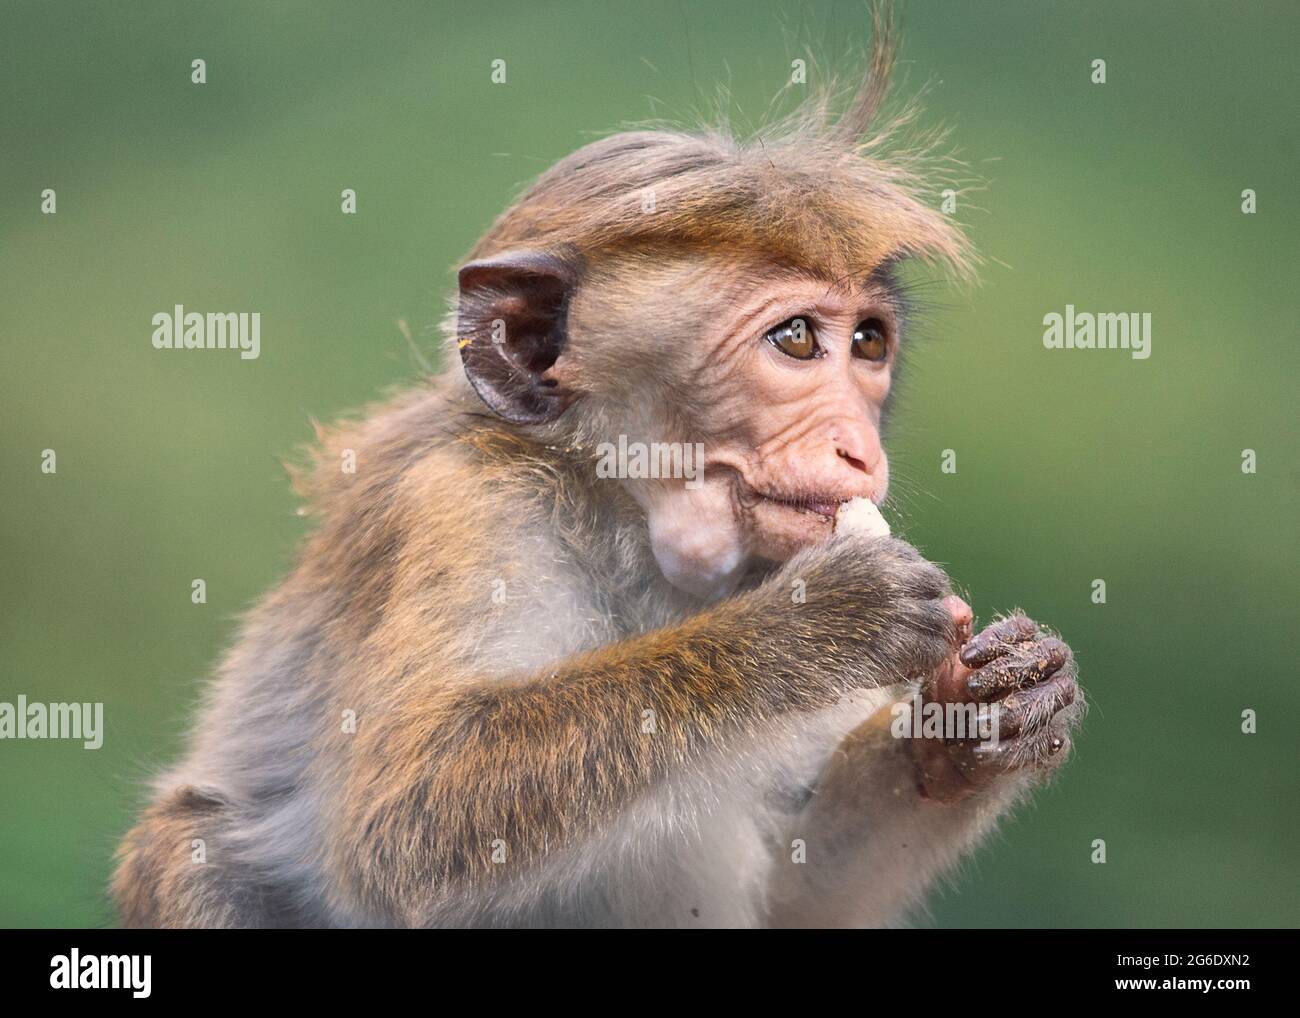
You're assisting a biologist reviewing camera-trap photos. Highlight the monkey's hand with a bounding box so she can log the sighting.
[910,613,1084,802]
[777,535,958,691]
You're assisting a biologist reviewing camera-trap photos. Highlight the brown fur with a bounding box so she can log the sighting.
[466,13,970,287]
[113,362,955,924]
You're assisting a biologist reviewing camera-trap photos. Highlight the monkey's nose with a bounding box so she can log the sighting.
[837,447,869,473]
[828,422,882,478]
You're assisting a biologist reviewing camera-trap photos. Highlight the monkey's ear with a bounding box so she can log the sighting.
[456,250,580,424]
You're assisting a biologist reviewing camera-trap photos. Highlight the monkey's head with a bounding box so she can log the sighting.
[453,31,970,599]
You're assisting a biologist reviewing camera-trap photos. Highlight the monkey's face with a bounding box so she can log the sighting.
[614,269,901,599]
[456,252,905,601]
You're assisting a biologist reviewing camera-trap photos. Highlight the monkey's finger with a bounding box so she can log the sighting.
[944,595,974,647]
[958,614,1038,667]
[898,598,965,680]
[967,638,1070,697]
[964,659,1021,698]
[1028,637,1072,680]
[970,726,1072,773]
[885,544,951,602]
[923,654,974,705]
[990,673,1077,739]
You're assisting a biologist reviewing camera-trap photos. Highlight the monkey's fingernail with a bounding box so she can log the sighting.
[959,642,996,668]
[960,615,1038,667]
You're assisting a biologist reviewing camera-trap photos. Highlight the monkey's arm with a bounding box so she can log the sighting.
[765,616,1082,928]
[327,537,956,924]
[764,696,1030,928]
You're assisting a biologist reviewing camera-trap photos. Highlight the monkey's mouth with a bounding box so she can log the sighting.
[730,477,872,561]
[750,490,847,521]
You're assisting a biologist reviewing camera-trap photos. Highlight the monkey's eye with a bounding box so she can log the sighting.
[851,318,889,362]
[765,317,821,360]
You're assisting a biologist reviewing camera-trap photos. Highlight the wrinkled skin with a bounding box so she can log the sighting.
[917,607,1083,801]
[625,270,900,598]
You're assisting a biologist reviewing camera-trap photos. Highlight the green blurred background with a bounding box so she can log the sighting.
[1,0,1296,927]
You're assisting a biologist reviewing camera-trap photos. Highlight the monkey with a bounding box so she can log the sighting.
[112,18,1083,929]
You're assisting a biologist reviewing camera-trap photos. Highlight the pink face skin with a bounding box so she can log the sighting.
[633,271,902,599]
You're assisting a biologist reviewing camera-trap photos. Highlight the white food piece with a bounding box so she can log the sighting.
[834,496,891,538]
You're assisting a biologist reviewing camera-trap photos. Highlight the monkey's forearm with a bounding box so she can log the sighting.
[332,540,954,920]
[334,613,861,915]
[765,696,1029,928]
